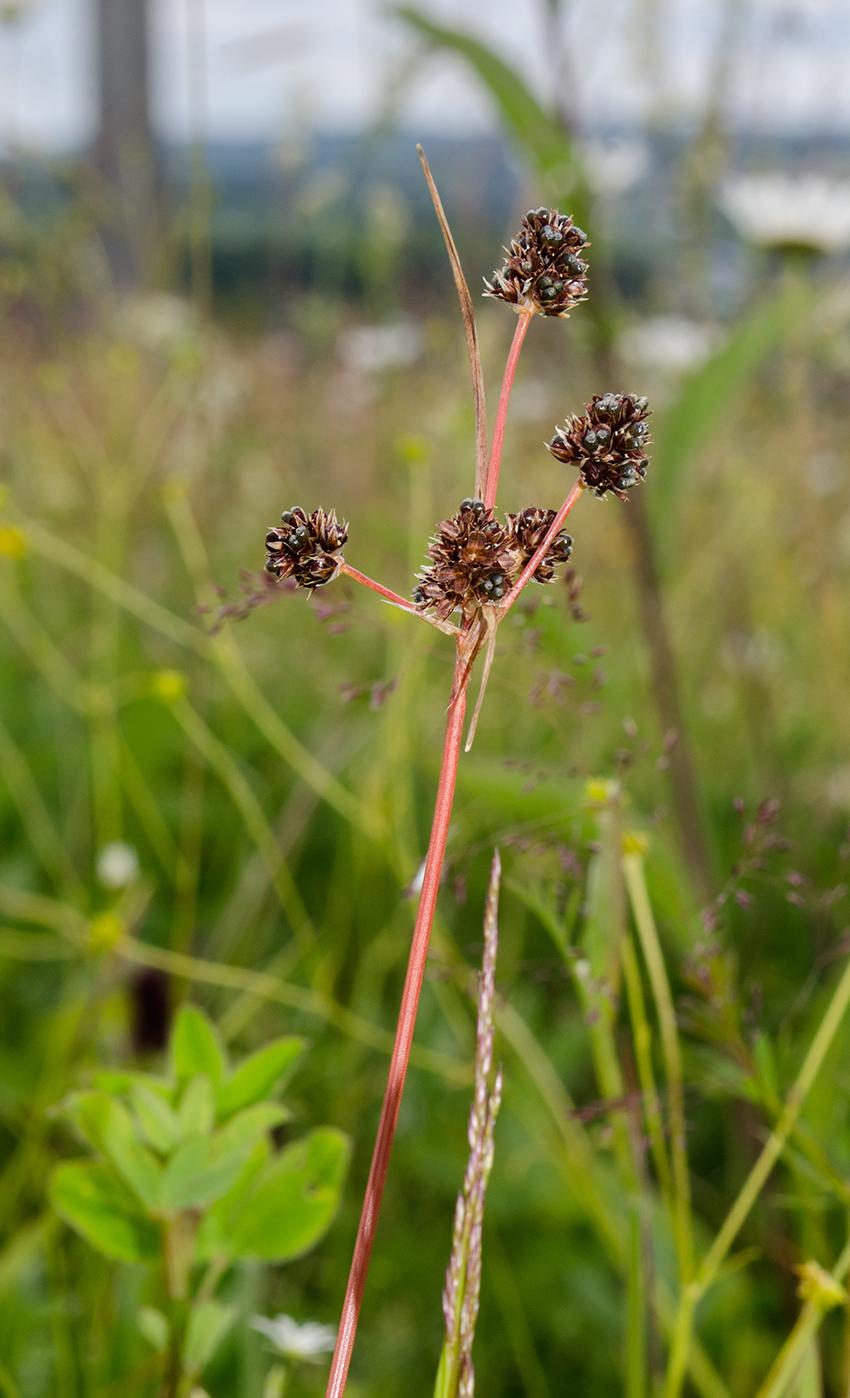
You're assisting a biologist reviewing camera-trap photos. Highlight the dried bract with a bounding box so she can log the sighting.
[505,506,573,583]
[485,207,589,318]
[264,506,348,589]
[414,499,514,621]
[548,392,651,498]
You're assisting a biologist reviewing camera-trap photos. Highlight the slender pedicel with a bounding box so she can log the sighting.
[483,311,532,511]
[338,563,460,637]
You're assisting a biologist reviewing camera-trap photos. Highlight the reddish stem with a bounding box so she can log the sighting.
[325,649,471,1398]
[339,563,458,637]
[339,562,420,612]
[483,311,532,512]
[499,477,584,616]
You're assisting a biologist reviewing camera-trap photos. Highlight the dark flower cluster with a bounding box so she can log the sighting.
[413,499,514,621]
[413,499,574,621]
[505,506,573,583]
[485,207,589,318]
[264,506,348,589]
[547,392,651,498]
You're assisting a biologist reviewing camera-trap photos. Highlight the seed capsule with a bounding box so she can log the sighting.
[548,391,652,498]
[485,208,590,317]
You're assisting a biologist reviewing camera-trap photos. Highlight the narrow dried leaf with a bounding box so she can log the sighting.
[417,144,488,497]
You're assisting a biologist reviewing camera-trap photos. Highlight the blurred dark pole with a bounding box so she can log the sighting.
[93,0,157,288]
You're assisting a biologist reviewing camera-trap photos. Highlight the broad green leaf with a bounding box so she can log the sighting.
[217,1102,289,1150]
[208,1128,350,1261]
[183,1301,235,1376]
[651,280,813,532]
[137,1306,169,1353]
[131,1083,181,1154]
[215,1037,305,1120]
[194,1139,271,1260]
[158,1129,258,1213]
[93,1071,172,1098]
[396,8,578,197]
[178,1074,215,1138]
[64,1093,161,1211]
[170,1006,227,1085]
[49,1161,159,1264]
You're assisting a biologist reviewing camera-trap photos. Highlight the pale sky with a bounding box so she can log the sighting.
[1,0,849,152]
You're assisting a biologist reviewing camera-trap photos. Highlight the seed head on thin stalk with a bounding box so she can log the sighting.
[437,850,503,1398]
[264,506,348,588]
[548,392,652,499]
[485,207,590,318]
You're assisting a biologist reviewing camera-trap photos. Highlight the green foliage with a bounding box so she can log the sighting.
[47,1005,348,1393]
[49,1161,160,1264]
[396,6,582,211]
[651,280,815,539]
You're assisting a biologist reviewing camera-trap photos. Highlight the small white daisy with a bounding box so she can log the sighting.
[249,1314,336,1362]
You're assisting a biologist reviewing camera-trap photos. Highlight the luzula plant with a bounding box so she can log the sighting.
[261,150,651,1396]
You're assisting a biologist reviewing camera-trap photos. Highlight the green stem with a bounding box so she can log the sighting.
[627,1199,647,1398]
[755,1232,850,1398]
[662,946,850,1398]
[621,931,673,1205]
[699,952,850,1294]
[623,853,693,1283]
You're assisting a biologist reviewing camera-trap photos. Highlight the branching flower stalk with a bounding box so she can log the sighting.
[435,849,503,1398]
[259,150,651,1398]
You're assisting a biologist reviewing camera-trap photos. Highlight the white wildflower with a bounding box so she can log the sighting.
[96,842,139,890]
[249,1315,336,1362]
[720,174,850,255]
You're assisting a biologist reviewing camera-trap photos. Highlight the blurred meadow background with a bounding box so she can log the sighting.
[5,1,850,1395]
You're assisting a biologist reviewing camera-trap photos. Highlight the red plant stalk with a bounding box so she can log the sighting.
[325,646,473,1398]
[483,311,532,511]
[500,476,584,615]
[339,562,458,636]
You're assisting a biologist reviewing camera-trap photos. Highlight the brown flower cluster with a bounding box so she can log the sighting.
[547,392,651,499]
[264,506,348,589]
[485,207,589,318]
[413,498,574,621]
[505,506,573,582]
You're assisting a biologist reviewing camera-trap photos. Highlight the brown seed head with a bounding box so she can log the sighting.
[264,506,348,589]
[414,499,575,619]
[548,392,651,498]
[413,498,514,621]
[484,207,589,317]
[505,506,573,583]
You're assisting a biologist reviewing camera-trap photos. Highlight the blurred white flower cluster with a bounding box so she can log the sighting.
[720,174,850,254]
[618,316,723,374]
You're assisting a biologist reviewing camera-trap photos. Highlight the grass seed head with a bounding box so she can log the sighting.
[484,207,589,318]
